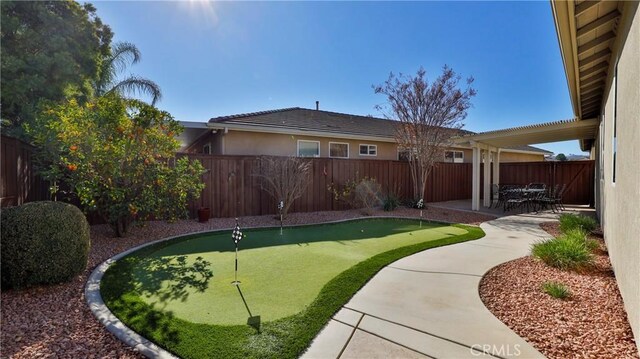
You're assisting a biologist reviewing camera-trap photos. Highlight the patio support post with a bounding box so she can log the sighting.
[472,143,481,211]
[483,149,492,207]
[493,149,501,187]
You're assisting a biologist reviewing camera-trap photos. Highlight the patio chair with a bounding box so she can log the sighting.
[489,184,500,208]
[537,184,565,213]
[530,188,550,212]
[504,188,528,212]
[555,184,567,211]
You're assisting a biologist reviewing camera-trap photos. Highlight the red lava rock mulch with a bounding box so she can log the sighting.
[479,221,639,359]
[1,206,493,358]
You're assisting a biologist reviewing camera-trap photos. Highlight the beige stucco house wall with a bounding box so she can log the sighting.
[185,130,546,162]
[594,1,639,342]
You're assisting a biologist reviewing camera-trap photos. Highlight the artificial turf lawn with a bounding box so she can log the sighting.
[101,218,485,359]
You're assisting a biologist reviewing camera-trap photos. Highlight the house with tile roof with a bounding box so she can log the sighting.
[177,107,551,162]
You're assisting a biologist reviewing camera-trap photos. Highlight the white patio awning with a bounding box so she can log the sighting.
[453,118,599,149]
[452,117,599,211]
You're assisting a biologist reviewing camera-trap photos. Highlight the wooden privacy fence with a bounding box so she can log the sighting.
[1,135,49,207]
[1,138,594,218]
[185,155,473,218]
[187,155,595,218]
[499,161,595,206]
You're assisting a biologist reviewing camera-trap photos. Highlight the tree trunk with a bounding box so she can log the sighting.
[111,215,131,237]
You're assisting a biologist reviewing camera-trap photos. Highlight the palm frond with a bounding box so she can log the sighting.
[109,42,142,73]
[96,42,142,95]
[108,76,162,105]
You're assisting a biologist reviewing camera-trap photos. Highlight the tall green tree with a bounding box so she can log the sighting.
[94,41,162,105]
[29,95,205,237]
[1,1,112,138]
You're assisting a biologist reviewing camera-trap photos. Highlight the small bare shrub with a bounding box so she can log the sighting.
[328,176,381,214]
[253,156,311,217]
[355,178,382,215]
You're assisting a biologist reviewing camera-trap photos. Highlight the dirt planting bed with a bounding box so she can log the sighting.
[479,221,639,359]
[1,206,493,358]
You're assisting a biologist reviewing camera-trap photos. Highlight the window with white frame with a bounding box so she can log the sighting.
[329,142,349,158]
[398,148,417,161]
[359,144,377,156]
[444,150,464,163]
[599,117,605,181]
[612,59,618,184]
[203,143,211,155]
[297,140,320,157]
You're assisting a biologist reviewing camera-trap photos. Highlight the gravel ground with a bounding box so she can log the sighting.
[479,222,639,359]
[1,206,493,358]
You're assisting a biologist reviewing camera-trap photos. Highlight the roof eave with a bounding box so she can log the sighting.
[551,0,582,119]
[207,122,398,143]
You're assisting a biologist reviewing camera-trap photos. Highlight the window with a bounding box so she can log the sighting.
[444,150,464,163]
[297,140,320,157]
[203,143,211,155]
[359,144,377,156]
[398,148,417,161]
[398,150,411,162]
[329,142,349,158]
[612,60,618,184]
[599,117,605,181]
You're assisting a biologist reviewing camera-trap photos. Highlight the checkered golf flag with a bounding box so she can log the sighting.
[232,220,243,245]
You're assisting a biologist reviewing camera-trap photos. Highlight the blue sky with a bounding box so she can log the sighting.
[93,1,585,155]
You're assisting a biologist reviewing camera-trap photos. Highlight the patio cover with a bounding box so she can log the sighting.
[453,118,598,210]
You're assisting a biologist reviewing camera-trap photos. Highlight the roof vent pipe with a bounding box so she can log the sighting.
[315,101,319,110]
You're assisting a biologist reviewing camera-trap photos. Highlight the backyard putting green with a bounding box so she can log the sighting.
[101,218,484,359]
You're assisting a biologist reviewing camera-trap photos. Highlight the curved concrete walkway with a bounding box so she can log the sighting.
[303,213,559,359]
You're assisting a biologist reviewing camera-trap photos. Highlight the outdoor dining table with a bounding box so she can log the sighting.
[501,187,547,212]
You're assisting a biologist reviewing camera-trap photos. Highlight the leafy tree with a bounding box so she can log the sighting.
[1,1,112,138]
[29,95,206,237]
[556,153,568,161]
[374,66,476,201]
[94,41,162,105]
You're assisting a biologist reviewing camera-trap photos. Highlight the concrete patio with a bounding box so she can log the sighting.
[303,211,566,359]
[429,199,595,219]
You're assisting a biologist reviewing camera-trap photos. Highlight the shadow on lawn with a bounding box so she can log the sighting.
[102,254,214,348]
[236,285,261,332]
[132,255,214,307]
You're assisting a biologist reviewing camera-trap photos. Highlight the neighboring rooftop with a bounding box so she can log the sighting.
[203,107,551,154]
[209,107,411,139]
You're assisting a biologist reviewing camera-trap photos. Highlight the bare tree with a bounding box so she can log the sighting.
[253,156,312,217]
[374,66,476,201]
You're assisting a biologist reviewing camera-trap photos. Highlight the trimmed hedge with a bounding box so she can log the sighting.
[1,201,90,288]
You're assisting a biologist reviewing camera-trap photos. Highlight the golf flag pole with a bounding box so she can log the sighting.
[417,199,424,228]
[231,218,243,285]
[278,200,284,235]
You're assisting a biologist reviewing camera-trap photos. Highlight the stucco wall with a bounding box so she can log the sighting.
[499,151,544,163]
[221,131,400,160]
[445,149,543,163]
[597,2,639,343]
[184,131,544,162]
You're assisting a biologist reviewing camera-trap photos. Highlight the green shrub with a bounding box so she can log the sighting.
[1,201,90,288]
[542,281,571,299]
[559,213,598,233]
[532,232,594,271]
[383,194,400,211]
